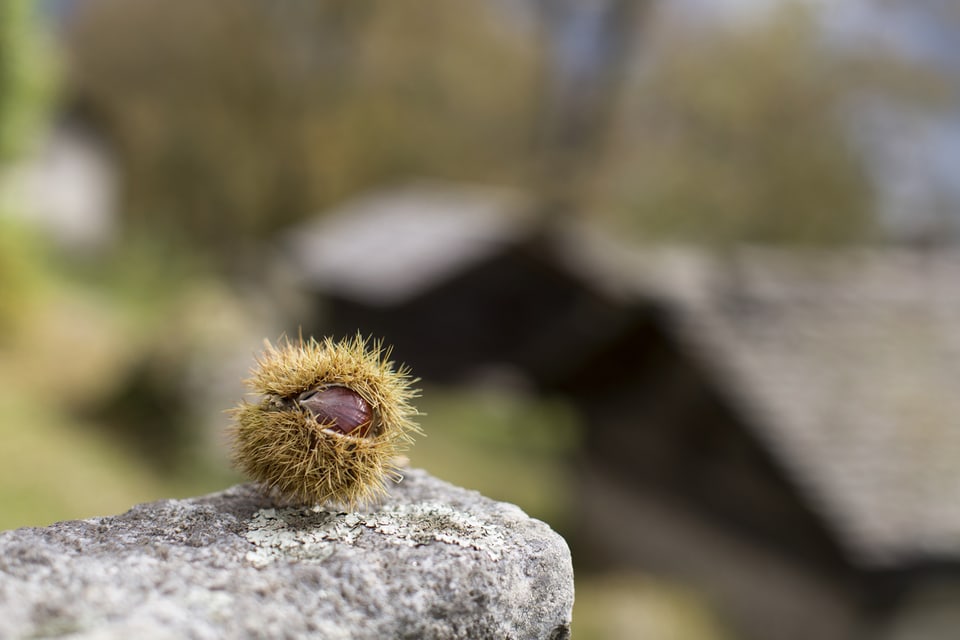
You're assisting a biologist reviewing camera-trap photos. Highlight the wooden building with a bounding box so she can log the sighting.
[285,182,960,640]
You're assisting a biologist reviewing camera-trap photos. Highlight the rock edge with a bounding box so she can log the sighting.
[0,469,573,640]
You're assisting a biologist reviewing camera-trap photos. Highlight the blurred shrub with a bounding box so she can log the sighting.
[65,0,538,265]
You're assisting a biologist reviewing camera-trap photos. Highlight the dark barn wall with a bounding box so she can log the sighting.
[558,312,871,640]
[576,462,866,640]
[310,240,633,386]
[555,311,852,572]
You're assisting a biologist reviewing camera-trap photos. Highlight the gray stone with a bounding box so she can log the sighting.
[0,469,573,639]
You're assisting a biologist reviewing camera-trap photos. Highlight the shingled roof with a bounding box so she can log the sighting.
[572,244,960,570]
[285,181,532,306]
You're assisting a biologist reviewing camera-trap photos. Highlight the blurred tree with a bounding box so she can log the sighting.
[531,0,651,219]
[596,5,943,245]
[65,0,538,267]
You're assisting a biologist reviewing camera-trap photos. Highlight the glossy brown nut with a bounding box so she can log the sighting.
[297,386,373,437]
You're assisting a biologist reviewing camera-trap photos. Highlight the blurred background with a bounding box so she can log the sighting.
[3,0,960,638]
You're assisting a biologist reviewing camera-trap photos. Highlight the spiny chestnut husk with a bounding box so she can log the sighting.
[229,334,421,509]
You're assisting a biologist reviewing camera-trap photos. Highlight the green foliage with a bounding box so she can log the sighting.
[0,218,46,342]
[67,0,538,264]
[408,386,580,527]
[0,391,169,529]
[0,0,54,163]
[0,2,56,337]
[597,6,928,245]
[0,258,246,527]
[573,574,735,640]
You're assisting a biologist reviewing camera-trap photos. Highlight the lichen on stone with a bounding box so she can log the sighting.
[243,502,508,567]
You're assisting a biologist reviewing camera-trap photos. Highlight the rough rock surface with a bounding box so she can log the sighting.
[0,469,573,639]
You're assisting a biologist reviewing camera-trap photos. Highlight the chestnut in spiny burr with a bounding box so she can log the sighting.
[229,334,421,509]
[297,385,374,437]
